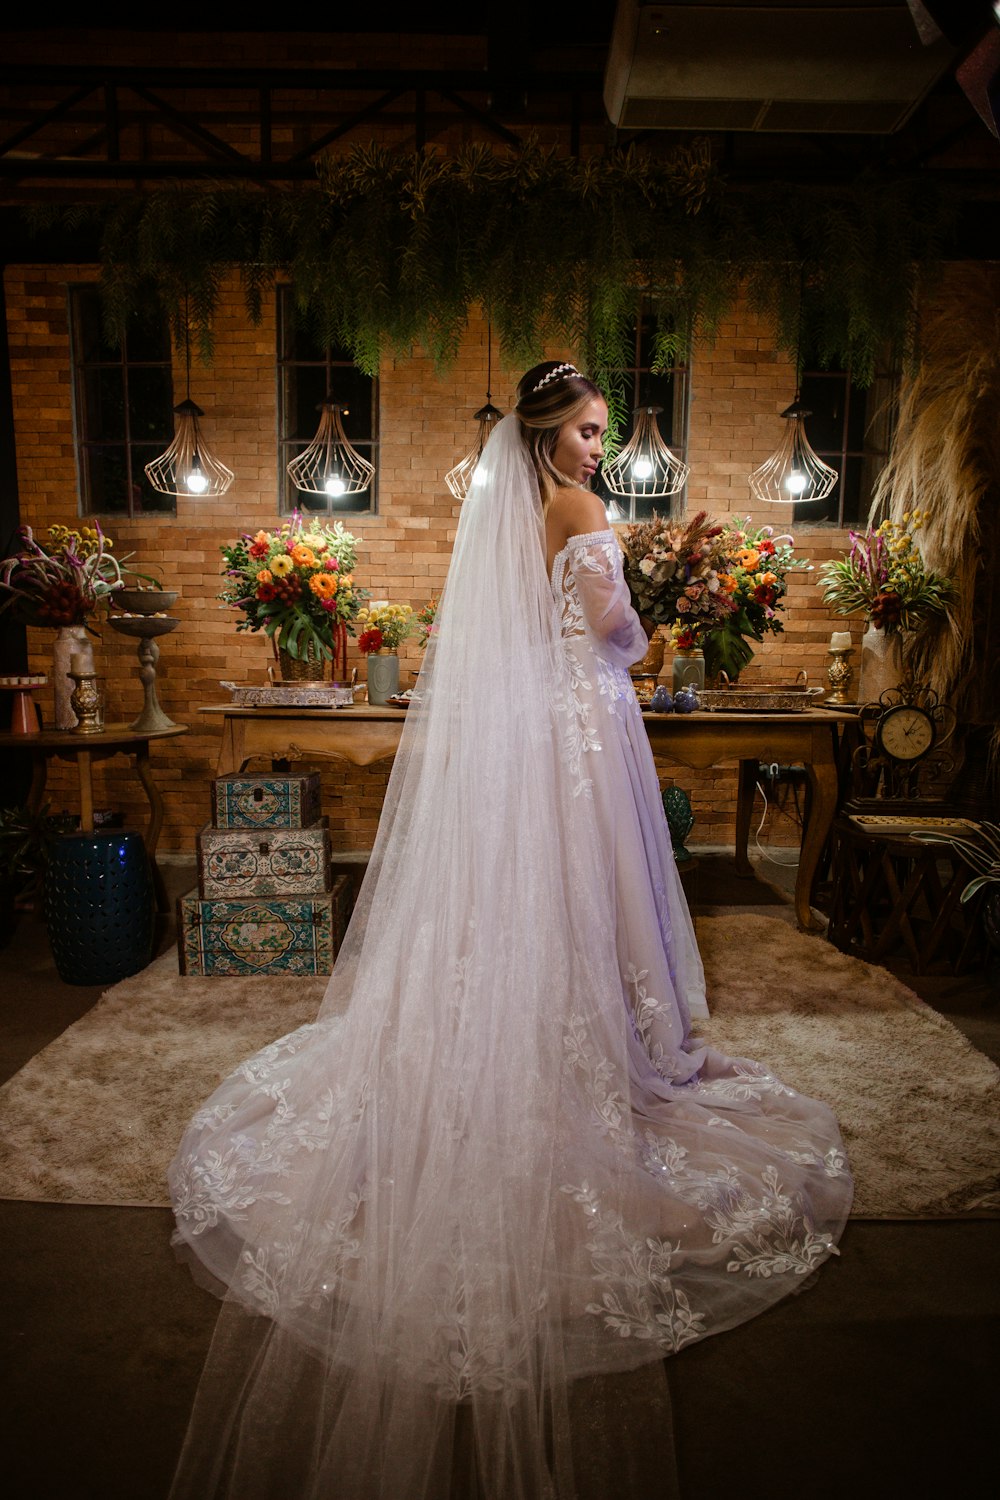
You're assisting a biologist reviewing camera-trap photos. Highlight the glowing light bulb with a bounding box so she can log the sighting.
[185,455,208,494]
[632,455,654,481]
[784,469,807,495]
[325,472,346,497]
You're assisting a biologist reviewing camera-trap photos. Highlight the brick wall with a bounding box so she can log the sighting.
[4,267,869,855]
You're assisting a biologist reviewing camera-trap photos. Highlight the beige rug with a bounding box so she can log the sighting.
[0,915,997,1217]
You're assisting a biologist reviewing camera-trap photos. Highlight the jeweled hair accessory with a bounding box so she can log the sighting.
[532,363,579,393]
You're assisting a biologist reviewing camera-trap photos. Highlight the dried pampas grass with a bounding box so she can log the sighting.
[870,265,1000,731]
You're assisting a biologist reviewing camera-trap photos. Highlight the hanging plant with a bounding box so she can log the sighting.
[31,140,952,402]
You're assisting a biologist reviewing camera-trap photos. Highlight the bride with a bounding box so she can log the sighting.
[167,361,852,1499]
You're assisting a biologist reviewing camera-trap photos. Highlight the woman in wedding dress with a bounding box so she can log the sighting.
[167,361,852,1500]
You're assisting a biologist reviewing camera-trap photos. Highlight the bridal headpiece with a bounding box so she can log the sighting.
[532,363,579,392]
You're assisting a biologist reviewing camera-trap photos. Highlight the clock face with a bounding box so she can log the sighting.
[877,705,935,762]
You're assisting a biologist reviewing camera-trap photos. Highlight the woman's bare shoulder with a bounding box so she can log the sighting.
[550,487,611,541]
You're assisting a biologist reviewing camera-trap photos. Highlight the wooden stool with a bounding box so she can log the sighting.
[828,816,982,974]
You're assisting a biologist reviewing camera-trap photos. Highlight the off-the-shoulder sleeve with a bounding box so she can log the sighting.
[565,532,649,669]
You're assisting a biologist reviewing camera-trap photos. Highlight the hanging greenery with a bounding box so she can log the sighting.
[32,140,952,418]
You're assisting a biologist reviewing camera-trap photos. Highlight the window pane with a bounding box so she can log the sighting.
[128,367,175,440]
[71,286,174,518]
[277,287,377,514]
[84,368,126,442]
[81,447,129,516]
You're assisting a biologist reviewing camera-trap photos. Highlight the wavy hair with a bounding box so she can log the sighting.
[514,361,604,509]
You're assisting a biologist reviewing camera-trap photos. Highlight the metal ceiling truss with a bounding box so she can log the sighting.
[0,65,601,181]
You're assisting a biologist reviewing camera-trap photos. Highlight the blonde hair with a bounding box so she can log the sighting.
[515,361,603,511]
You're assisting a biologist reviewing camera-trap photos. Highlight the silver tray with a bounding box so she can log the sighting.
[698,685,825,713]
[220,681,354,709]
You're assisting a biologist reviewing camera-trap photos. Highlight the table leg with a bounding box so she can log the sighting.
[216,716,243,777]
[77,750,94,832]
[796,760,838,931]
[734,759,757,876]
[134,743,168,911]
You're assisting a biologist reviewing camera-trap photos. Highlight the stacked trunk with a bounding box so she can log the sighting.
[178,772,350,976]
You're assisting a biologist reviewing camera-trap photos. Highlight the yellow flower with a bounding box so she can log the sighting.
[271,554,293,577]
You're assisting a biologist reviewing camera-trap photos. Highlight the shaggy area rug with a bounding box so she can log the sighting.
[0,915,997,1217]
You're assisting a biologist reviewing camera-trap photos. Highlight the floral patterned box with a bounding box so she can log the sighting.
[197,819,332,899]
[212,772,322,831]
[177,878,350,977]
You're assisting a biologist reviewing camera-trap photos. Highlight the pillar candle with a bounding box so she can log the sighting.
[69,652,90,675]
[829,631,852,651]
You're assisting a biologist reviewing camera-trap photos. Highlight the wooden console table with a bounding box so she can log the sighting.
[0,722,189,908]
[199,704,851,931]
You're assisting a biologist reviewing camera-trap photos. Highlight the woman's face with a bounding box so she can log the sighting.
[551,397,608,486]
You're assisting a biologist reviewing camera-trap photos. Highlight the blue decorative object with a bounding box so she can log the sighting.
[44,832,155,985]
[673,686,700,714]
[662,785,696,865]
[650,685,673,713]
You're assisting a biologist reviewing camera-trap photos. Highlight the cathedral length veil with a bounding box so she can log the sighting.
[168,415,852,1500]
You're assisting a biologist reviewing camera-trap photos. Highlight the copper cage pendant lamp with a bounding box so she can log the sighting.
[601,405,690,504]
[445,321,503,501]
[145,303,234,499]
[286,346,375,500]
[748,276,838,505]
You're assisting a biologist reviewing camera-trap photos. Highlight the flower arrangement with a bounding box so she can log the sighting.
[219,514,367,676]
[356,601,415,655]
[415,596,439,649]
[620,512,808,680]
[818,512,955,634]
[619,511,733,633]
[0,524,125,627]
[698,519,810,680]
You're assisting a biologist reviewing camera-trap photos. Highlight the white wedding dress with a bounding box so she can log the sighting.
[167,419,851,1500]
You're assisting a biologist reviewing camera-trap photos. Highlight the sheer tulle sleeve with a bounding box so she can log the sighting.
[565,532,649,669]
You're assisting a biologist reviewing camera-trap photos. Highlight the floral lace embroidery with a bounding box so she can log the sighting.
[417,1243,547,1401]
[561,1183,707,1351]
[626,963,686,1081]
[563,1015,628,1144]
[239,1185,367,1317]
[681,1061,798,1102]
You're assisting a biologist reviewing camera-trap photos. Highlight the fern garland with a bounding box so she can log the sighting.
[39,140,952,397]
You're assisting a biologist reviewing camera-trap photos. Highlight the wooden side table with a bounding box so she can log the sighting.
[0,722,188,910]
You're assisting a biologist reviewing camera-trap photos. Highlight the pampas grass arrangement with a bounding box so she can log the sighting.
[869,265,1000,746]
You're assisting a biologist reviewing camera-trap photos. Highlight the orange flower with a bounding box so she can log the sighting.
[309,573,338,599]
[291,544,316,568]
[717,572,739,594]
[256,568,273,585]
[736,547,760,571]
[759,570,778,586]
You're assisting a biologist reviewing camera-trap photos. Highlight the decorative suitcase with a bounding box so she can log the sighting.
[197,819,332,899]
[178,876,351,977]
[212,772,322,831]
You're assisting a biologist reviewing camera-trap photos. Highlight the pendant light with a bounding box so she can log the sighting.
[601,403,690,503]
[445,320,503,500]
[145,301,234,499]
[748,275,838,505]
[747,397,839,504]
[286,348,375,499]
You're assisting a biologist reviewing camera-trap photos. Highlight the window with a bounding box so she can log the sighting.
[594,311,690,522]
[69,286,175,517]
[277,289,378,515]
[792,362,896,527]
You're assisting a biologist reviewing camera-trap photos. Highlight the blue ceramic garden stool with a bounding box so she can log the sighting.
[44,831,155,985]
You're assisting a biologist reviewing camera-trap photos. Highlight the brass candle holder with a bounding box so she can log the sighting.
[69,671,105,734]
[825,645,855,706]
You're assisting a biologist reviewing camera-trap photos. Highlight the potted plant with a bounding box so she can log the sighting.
[356,602,416,704]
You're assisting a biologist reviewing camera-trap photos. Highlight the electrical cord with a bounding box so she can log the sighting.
[753,777,801,867]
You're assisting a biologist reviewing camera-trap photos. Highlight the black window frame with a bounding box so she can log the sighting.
[594,310,690,522]
[68,284,176,519]
[277,288,378,516]
[791,362,897,528]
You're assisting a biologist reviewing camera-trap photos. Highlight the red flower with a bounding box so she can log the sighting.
[870,588,903,629]
[249,540,269,559]
[753,584,777,607]
[256,582,276,602]
[758,539,776,557]
[358,627,384,654]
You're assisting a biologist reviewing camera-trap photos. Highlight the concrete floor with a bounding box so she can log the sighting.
[1,851,997,1500]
